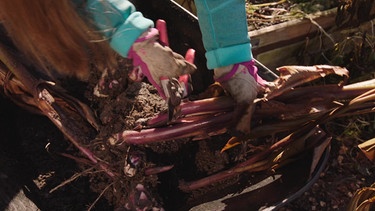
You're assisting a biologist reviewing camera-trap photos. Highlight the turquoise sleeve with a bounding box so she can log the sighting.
[86,0,154,57]
[195,0,252,69]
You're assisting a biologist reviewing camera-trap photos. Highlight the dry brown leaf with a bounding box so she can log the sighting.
[358,138,375,162]
[265,65,349,100]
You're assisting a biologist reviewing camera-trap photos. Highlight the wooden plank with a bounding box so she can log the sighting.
[256,17,375,71]
[250,5,375,55]
[249,8,338,54]
[173,0,197,15]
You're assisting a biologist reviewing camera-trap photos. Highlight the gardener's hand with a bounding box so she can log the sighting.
[128,28,196,99]
[214,60,266,134]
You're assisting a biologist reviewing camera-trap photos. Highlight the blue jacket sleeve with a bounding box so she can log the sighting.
[86,0,154,57]
[195,0,252,69]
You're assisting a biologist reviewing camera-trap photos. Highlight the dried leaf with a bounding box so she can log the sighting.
[220,136,241,153]
[347,184,375,211]
[310,136,331,177]
[265,65,349,100]
[358,138,375,162]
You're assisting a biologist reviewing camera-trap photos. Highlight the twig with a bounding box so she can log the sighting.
[306,14,335,45]
[59,152,94,166]
[49,167,95,193]
[251,0,287,8]
[87,182,114,211]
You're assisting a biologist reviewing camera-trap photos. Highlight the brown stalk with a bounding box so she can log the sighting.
[272,80,375,102]
[0,43,116,177]
[0,64,42,114]
[179,86,375,191]
[177,66,375,191]
[179,125,323,191]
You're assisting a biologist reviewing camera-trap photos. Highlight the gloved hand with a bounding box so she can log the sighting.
[214,60,266,134]
[128,28,196,99]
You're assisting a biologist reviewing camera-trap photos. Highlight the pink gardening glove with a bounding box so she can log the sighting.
[214,60,267,134]
[127,28,196,99]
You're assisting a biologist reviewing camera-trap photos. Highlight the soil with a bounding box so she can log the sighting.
[1,0,375,211]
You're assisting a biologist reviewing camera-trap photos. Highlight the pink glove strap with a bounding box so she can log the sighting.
[215,60,266,86]
[133,28,159,43]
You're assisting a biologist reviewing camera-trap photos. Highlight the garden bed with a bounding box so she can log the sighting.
[1,0,375,211]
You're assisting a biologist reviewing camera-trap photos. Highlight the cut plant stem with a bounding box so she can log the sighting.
[111,112,233,145]
[145,165,174,175]
[147,96,234,126]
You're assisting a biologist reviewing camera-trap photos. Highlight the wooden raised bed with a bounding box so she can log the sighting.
[249,6,375,71]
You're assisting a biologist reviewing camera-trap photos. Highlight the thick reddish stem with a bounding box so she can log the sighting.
[145,165,174,175]
[113,112,233,145]
[147,96,234,126]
